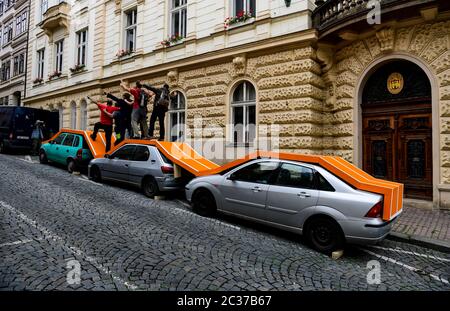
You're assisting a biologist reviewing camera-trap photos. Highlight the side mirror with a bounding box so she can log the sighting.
[49,140,54,144]
[228,174,237,181]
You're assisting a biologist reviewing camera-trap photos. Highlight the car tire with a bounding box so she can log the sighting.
[142,176,159,198]
[90,165,102,183]
[192,189,217,217]
[67,159,77,174]
[305,216,344,254]
[39,150,48,164]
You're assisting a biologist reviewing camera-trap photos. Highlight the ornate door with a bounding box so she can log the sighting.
[362,113,432,200]
[361,60,433,200]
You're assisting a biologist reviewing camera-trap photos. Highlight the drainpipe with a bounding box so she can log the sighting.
[23,0,32,106]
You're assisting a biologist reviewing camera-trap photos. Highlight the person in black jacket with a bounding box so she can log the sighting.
[143,83,177,141]
[104,91,134,146]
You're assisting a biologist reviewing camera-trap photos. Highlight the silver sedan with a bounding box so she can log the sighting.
[185,159,399,253]
[89,143,183,197]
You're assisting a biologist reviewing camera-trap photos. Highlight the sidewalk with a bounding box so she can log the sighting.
[389,202,450,252]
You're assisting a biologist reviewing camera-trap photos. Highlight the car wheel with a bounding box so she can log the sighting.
[305,217,344,254]
[39,150,48,164]
[192,189,217,217]
[67,160,77,174]
[142,176,159,198]
[90,165,102,183]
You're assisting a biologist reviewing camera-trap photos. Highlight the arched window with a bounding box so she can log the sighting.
[70,101,77,129]
[80,100,88,130]
[168,92,186,142]
[231,81,256,145]
[58,104,64,129]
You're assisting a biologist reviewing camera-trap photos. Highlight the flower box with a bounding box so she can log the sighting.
[48,71,62,80]
[33,78,44,84]
[116,49,134,59]
[224,11,253,29]
[70,64,86,74]
[161,34,184,48]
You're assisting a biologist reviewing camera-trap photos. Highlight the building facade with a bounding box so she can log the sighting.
[22,0,450,209]
[0,0,30,106]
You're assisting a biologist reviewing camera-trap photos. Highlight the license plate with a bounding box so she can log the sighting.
[17,136,29,140]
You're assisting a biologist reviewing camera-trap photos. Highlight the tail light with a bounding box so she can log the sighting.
[365,201,383,218]
[9,133,13,140]
[76,149,83,160]
[161,166,174,174]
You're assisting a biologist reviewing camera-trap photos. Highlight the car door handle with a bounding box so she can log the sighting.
[297,192,311,198]
[124,164,129,167]
[251,186,262,193]
[151,160,156,163]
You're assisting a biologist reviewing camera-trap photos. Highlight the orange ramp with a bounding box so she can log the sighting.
[110,141,403,221]
[44,129,116,158]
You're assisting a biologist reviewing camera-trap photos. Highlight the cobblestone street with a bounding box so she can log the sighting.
[0,153,449,291]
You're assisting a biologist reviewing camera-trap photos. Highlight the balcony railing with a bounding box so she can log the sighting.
[313,0,436,34]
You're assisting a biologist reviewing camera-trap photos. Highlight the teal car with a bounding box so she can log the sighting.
[39,132,93,173]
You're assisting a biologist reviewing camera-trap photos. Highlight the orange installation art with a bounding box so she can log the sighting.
[46,130,403,222]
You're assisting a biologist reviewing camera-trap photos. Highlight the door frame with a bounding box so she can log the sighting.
[354,53,440,205]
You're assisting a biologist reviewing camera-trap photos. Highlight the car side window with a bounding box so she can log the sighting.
[62,134,75,146]
[53,134,66,145]
[230,161,279,184]
[133,146,150,162]
[73,136,80,148]
[275,163,315,189]
[316,172,335,192]
[111,145,136,160]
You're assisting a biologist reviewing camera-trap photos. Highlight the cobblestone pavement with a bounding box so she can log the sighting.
[0,154,449,291]
[392,205,450,242]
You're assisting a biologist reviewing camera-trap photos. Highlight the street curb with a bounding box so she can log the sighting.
[387,232,450,253]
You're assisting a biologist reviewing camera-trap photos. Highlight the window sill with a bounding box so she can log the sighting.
[70,68,88,76]
[225,17,256,31]
[48,75,67,82]
[32,82,45,88]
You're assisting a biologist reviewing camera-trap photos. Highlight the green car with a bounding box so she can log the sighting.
[39,132,93,173]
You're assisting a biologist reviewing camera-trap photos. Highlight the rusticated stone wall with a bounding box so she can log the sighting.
[323,20,450,187]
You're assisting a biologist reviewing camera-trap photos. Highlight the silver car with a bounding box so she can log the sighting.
[185,159,399,253]
[88,143,182,197]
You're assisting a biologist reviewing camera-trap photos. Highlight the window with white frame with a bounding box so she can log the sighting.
[55,39,64,73]
[15,11,28,36]
[0,1,4,16]
[13,53,24,76]
[232,0,255,17]
[231,81,256,145]
[40,0,48,21]
[170,0,187,38]
[76,29,88,66]
[37,49,45,79]
[124,9,137,52]
[168,92,186,142]
[3,22,12,45]
[1,59,10,81]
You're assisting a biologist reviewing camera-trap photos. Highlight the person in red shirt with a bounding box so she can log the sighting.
[87,96,120,152]
[120,80,153,139]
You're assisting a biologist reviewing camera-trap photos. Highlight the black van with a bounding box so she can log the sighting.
[0,106,59,153]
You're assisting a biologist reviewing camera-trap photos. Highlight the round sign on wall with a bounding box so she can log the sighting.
[387,72,404,95]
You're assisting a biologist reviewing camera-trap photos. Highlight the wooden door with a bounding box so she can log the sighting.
[362,113,432,200]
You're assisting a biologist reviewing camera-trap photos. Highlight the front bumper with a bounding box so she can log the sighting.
[339,215,400,245]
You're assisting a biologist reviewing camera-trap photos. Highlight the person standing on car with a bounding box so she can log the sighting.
[104,91,133,146]
[120,80,153,139]
[87,96,120,152]
[142,83,177,141]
